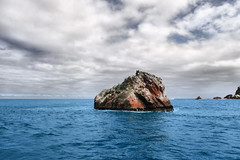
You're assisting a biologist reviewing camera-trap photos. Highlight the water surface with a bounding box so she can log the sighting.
[0,99,240,160]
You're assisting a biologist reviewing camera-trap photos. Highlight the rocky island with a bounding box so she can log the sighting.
[196,96,202,100]
[224,86,240,99]
[94,70,173,112]
[213,96,221,99]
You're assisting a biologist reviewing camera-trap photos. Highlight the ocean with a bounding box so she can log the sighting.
[0,99,240,160]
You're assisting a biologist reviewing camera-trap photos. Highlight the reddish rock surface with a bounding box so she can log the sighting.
[94,70,173,112]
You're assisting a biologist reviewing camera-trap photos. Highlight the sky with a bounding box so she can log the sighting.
[0,0,240,99]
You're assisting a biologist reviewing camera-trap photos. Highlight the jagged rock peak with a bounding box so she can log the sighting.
[235,86,240,96]
[224,86,240,99]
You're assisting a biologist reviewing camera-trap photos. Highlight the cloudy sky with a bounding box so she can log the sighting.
[0,0,240,99]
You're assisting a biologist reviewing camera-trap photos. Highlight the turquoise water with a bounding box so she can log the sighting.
[0,99,240,160]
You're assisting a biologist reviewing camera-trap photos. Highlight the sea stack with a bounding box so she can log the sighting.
[94,70,173,112]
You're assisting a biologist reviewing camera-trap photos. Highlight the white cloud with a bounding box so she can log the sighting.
[0,0,239,98]
[174,1,240,36]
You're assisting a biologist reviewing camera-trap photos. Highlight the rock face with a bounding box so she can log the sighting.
[213,96,221,99]
[235,86,240,96]
[224,94,233,99]
[94,70,173,112]
[196,96,202,100]
[224,86,240,99]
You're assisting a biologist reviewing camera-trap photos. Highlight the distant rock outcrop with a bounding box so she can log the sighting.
[196,96,202,100]
[213,96,221,99]
[234,95,240,99]
[235,86,240,96]
[94,70,173,112]
[224,86,240,99]
[224,94,233,99]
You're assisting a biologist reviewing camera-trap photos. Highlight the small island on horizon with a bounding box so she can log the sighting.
[196,86,240,100]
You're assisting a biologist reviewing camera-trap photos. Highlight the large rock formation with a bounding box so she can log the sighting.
[224,86,240,99]
[94,70,173,112]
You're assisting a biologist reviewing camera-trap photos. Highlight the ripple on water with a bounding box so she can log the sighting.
[32,132,59,138]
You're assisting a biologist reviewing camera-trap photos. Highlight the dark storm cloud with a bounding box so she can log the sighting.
[168,33,191,44]
[168,29,213,43]
[124,17,143,30]
[138,5,154,13]
[189,29,213,39]
[104,0,124,11]
[204,0,237,6]
[171,3,201,23]
[107,34,129,43]
[0,37,47,56]
[105,16,144,43]
[172,0,237,22]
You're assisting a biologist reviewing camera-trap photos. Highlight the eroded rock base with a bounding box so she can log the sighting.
[94,105,174,112]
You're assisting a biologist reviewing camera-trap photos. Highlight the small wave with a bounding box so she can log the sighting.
[0,126,7,130]
[22,123,32,128]
[32,132,58,138]
[65,142,83,147]
[48,142,83,150]
[57,123,73,129]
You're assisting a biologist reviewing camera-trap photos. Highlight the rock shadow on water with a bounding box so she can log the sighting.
[89,111,170,159]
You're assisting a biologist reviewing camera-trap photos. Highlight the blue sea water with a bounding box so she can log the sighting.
[0,99,240,160]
